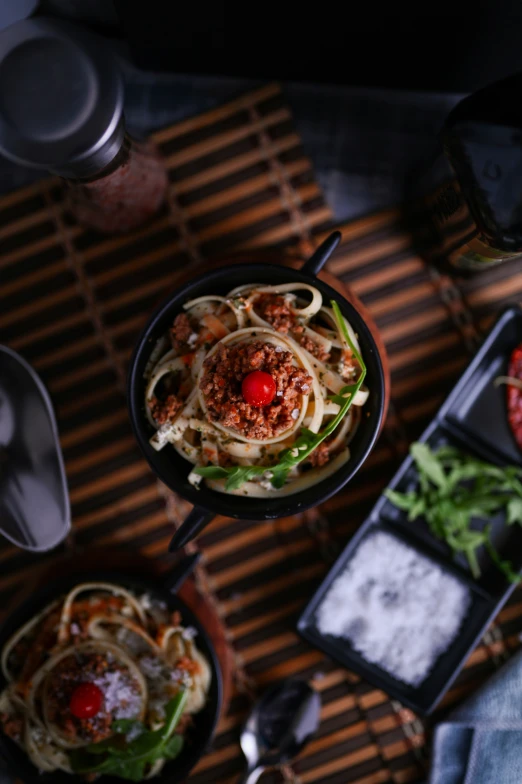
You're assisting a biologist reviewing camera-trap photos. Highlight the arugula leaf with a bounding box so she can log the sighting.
[507,497,522,525]
[70,692,188,781]
[164,734,183,757]
[191,466,230,481]
[112,719,145,735]
[195,299,366,492]
[410,443,447,490]
[385,490,419,512]
[386,443,522,583]
[484,527,520,583]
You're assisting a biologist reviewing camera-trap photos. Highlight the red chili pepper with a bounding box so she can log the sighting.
[507,343,522,449]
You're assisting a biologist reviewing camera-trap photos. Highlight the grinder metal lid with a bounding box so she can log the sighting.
[0,16,124,177]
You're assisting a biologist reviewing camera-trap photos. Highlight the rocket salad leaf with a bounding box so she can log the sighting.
[386,443,522,582]
[195,300,367,491]
[70,691,187,781]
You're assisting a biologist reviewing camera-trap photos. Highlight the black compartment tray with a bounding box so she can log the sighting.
[298,305,522,715]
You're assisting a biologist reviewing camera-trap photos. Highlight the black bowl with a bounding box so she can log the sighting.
[0,563,222,784]
[128,259,385,531]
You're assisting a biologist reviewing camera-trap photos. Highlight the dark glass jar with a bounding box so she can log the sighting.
[65,135,168,234]
[418,74,522,274]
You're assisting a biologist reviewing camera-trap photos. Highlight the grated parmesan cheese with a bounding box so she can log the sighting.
[139,655,167,680]
[93,670,142,720]
[171,668,193,688]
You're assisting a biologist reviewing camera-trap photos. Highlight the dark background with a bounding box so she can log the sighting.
[2,2,522,222]
[46,2,522,92]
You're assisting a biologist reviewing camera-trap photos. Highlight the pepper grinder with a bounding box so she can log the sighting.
[0,17,168,234]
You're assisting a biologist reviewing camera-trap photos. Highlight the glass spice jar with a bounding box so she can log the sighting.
[65,135,168,234]
[0,17,168,234]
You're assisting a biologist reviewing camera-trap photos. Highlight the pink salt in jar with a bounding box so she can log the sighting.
[65,135,168,233]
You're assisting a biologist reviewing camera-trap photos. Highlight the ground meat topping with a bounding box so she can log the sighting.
[45,653,140,744]
[308,441,330,467]
[148,394,183,425]
[254,294,330,361]
[200,340,312,439]
[254,294,297,334]
[0,713,23,743]
[293,325,331,362]
[170,312,193,352]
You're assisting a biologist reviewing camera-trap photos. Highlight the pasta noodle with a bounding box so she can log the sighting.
[145,283,369,495]
[0,584,211,779]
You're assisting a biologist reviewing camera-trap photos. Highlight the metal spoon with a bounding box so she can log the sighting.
[238,679,321,784]
[0,345,70,551]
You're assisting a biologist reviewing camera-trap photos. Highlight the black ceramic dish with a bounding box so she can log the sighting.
[298,305,522,715]
[127,235,386,549]
[0,558,222,784]
[0,345,70,551]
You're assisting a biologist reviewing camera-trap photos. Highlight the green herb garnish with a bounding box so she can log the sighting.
[195,300,367,491]
[70,692,187,782]
[386,442,522,582]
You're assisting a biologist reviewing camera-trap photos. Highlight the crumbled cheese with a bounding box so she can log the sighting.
[139,655,166,680]
[275,346,283,353]
[148,697,166,720]
[116,627,150,656]
[291,448,299,457]
[121,605,134,617]
[139,593,153,610]
[187,332,199,348]
[259,479,276,491]
[93,670,142,720]
[30,726,49,746]
[170,668,193,688]
[291,408,299,420]
[227,297,247,310]
[70,623,80,635]
[181,626,197,641]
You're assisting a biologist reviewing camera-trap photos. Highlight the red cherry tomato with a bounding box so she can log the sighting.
[70,683,103,720]
[242,371,276,407]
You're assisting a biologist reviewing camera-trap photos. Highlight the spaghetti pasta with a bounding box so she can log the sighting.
[0,584,211,779]
[145,283,368,496]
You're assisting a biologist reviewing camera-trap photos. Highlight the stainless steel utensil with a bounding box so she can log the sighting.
[238,679,320,784]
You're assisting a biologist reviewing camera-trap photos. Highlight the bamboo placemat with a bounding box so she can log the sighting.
[2,80,522,784]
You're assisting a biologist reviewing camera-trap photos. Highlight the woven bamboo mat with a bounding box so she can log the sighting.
[2,80,522,784]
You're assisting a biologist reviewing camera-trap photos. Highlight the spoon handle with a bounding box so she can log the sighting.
[237,765,265,784]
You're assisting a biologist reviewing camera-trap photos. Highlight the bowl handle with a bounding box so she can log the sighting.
[300,231,342,278]
[168,506,216,551]
[163,552,202,594]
